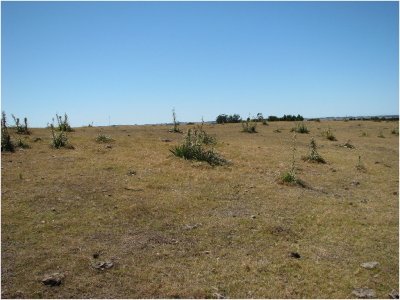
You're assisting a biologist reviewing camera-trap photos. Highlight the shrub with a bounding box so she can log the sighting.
[391,128,399,135]
[56,113,73,132]
[360,131,368,137]
[1,111,15,152]
[291,122,309,134]
[262,120,268,125]
[378,131,385,138]
[322,128,336,141]
[12,114,30,135]
[96,134,114,143]
[242,118,257,133]
[303,138,326,163]
[170,129,226,166]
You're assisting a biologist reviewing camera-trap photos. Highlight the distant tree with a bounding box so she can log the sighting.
[268,116,279,122]
[216,114,228,124]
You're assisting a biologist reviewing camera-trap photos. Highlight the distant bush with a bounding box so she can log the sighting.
[360,131,368,137]
[49,120,73,149]
[268,114,304,122]
[242,118,257,133]
[391,128,399,135]
[291,122,309,134]
[170,129,226,166]
[12,114,30,135]
[308,118,320,122]
[56,113,73,132]
[216,114,242,124]
[322,128,336,141]
[378,131,385,138]
[302,138,325,163]
[1,111,15,152]
[96,134,114,143]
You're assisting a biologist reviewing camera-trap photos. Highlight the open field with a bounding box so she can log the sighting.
[1,120,399,298]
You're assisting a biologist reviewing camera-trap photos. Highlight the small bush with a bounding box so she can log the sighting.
[281,171,296,183]
[16,138,30,149]
[360,131,368,137]
[12,114,30,135]
[273,129,281,133]
[391,128,399,135]
[262,120,268,125]
[1,111,15,152]
[96,134,114,143]
[378,131,385,138]
[302,138,325,163]
[291,122,309,134]
[170,129,226,166]
[56,113,73,132]
[242,118,257,133]
[322,128,336,141]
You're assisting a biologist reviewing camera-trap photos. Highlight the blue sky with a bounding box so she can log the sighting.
[2,1,399,127]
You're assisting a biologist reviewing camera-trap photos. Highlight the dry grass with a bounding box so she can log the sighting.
[1,121,398,298]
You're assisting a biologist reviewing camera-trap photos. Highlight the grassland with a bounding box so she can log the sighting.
[1,120,398,298]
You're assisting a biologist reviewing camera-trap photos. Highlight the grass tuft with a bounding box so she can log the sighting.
[291,122,309,134]
[170,129,227,166]
[96,134,114,143]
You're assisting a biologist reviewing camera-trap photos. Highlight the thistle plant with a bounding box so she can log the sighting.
[56,113,73,132]
[281,132,297,183]
[1,111,15,152]
[169,108,182,133]
[242,117,257,133]
[11,114,30,135]
[303,137,325,163]
[322,127,336,141]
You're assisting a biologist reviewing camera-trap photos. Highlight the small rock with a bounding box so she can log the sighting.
[361,261,379,269]
[127,170,137,176]
[92,261,113,270]
[393,192,398,195]
[352,288,376,299]
[213,292,225,299]
[161,138,172,142]
[93,253,99,259]
[51,207,56,212]
[389,289,399,299]
[105,145,112,149]
[184,223,201,230]
[290,252,301,259]
[250,215,256,219]
[42,273,64,286]
[204,251,211,254]
[351,181,360,186]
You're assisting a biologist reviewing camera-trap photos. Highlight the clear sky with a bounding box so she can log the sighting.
[2,1,399,127]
